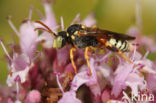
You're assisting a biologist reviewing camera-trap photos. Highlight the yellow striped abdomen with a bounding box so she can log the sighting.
[106,38,130,52]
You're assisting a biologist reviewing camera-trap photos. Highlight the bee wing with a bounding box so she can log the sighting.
[100,30,136,40]
[79,28,135,41]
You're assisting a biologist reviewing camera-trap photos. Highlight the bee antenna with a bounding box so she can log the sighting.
[34,27,50,33]
[34,20,56,37]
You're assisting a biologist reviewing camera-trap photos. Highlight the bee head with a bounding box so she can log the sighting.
[53,31,67,49]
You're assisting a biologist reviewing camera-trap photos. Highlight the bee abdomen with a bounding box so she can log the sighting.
[107,38,130,52]
[118,40,129,52]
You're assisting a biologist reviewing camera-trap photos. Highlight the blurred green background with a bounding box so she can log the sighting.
[0,0,156,84]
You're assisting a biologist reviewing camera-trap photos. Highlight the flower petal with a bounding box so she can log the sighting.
[112,63,133,97]
[125,72,146,96]
[24,90,41,103]
[36,32,53,48]
[134,59,156,74]
[71,58,98,90]
[53,46,70,73]
[42,2,57,31]
[19,22,38,59]
[7,63,33,87]
[147,73,156,92]
[12,53,30,71]
[58,90,81,103]
[81,13,96,27]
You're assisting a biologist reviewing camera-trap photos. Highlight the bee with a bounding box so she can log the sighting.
[35,21,135,76]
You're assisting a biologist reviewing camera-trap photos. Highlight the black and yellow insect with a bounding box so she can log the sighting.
[35,21,135,76]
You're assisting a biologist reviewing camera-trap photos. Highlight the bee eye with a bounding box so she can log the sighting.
[61,36,66,47]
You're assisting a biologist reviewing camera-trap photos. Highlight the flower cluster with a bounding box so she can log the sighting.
[0,1,156,103]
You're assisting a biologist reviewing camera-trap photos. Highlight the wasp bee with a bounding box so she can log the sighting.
[35,21,135,76]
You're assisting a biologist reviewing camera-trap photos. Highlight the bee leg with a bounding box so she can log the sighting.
[85,47,92,76]
[70,47,77,74]
[117,51,133,64]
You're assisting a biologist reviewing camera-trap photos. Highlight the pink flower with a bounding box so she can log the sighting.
[2,0,156,102]
[36,32,54,48]
[58,90,82,103]
[0,85,13,103]
[101,88,111,102]
[81,13,96,27]
[112,45,155,98]
[42,1,57,31]
[147,64,156,93]
[54,72,81,103]
[4,50,34,87]
[36,2,57,48]
[8,8,38,60]
[0,40,33,87]
[8,98,14,103]
[125,72,146,95]
[12,53,30,71]
[71,58,98,91]
[95,52,114,85]
[112,62,133,97]
[70,58,102,103]
[6,53,33,87]
[19,21,38,59]
[14,100,21,103]
[64,63,75,73]
[24,90,41,103]
[127,26,156,52]
[2,8,40,89]
[28,65,45,89]
[148,74,156,92]
[7,63,34,87]
[53,46,70,73]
